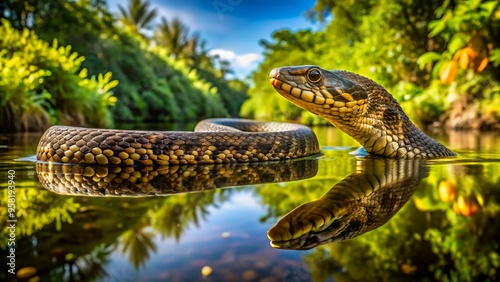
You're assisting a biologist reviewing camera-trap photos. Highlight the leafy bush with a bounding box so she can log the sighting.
[0,19,117,132]
[1,0,248,131]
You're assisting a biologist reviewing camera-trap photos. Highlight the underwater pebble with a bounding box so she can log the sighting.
[16,267,37,279]
[201,266,212,277]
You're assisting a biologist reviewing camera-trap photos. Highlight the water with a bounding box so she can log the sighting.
[1,126,499,282]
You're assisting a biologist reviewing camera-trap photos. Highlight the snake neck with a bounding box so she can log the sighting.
[324,72,455,159]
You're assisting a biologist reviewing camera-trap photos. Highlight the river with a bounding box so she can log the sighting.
[1,125,499,281]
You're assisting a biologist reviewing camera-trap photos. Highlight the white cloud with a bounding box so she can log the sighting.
[236,53,261,68]
[209,49,237,60]
[209,49,262,79]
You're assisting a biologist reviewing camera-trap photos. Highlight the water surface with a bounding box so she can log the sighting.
[1,125,499,281]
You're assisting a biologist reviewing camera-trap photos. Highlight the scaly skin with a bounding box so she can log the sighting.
[36,119,320,166]
[270,65,456,159]
[36,158,318,196]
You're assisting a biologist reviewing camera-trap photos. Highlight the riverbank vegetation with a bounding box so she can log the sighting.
[242,0,500,130]
[0,0,248,132]
[1,0,499,132]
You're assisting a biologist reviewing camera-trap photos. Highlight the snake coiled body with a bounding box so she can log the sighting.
[36,119,320,165]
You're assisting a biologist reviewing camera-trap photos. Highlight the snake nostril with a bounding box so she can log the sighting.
[270,68,280,78]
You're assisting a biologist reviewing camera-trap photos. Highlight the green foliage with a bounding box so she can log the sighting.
[245,0,500,128]
[51,0,239,123]
[241,29,327,122]
[0,0,63,30]
[118,0,158,34]
[0,19,117,132]
[418,0,500,74]
[1,0,247,131]
[155,17,190,59]
[415,0,500,124]
[0,187,81,249]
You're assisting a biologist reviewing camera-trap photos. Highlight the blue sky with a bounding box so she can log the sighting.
[107,0,320,79]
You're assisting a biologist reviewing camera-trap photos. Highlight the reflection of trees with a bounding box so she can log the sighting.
[52,244,113,282]
[119,223,158,269]
[112,190,231,270]
[148,190,229,241]
[0,186,159,280]
[303,248,342,282]
[0,188,80,248]
[414,162,500,281]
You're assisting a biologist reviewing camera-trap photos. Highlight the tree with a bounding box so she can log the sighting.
[118,0,158,35]
[0,0,63,30]
[154,16,190,59]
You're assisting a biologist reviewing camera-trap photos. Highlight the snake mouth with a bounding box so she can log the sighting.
[267,217,355,250]
[268,231,335,250]
[270,76,329,106]
[269,237,316,250]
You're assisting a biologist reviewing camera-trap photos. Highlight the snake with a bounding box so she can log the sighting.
[36,65,454,165]
[36,119,320,166]
[270,65,456,159]
[267,158,426,250]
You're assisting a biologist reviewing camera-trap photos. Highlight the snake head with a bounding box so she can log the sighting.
[267,199,357,250]
[270,66,369,125]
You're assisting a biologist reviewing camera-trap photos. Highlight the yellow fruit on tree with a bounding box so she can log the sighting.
[440,61,458,84]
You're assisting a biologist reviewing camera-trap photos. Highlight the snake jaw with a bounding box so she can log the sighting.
[268,204,369,250]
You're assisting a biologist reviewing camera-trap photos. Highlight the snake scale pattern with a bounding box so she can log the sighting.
[35,66,453,248]
[36,119,320,166]
[36,65,455,165]
[267,158,425,250]
[270,66,456,159]
[37,159,318,196]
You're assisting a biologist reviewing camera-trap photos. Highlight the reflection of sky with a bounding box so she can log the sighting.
[108,189,310,281]
[106,0,320,79]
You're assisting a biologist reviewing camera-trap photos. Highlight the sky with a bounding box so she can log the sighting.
[107,0,320,79]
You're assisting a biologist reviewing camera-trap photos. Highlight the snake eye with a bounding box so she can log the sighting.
[307,68,321,83]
